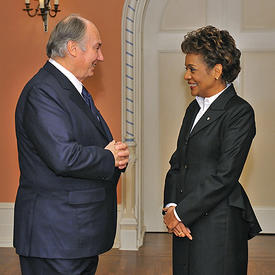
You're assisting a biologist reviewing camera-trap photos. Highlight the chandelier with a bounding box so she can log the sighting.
[23,0,61,32]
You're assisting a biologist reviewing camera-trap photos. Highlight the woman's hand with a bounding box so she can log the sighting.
[173,223,192,240]
[163,206,192,240]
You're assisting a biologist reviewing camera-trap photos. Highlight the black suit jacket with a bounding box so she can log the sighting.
[164,84,261,240]
[14,61,121,258]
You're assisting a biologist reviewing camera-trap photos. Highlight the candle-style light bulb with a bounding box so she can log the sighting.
[39,0,45,8]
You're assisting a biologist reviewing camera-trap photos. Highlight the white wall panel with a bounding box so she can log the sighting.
[240,51,275,206]
[242,0,275,31]
[161,0,207,31]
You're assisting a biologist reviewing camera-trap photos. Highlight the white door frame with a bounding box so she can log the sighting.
[119,0,275,250]
[119,0,148,250]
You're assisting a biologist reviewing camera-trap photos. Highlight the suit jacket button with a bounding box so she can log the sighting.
[180,189,183,193]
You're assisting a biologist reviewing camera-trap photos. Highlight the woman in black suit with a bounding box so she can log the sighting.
[163,26,261,275]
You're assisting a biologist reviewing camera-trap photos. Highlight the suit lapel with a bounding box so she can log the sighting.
[186,102,200,136]
[68,92,110,139]
[43,61,110,140]
[177,101,200,150]
[183,101,200,139]
[189,84,237,138]
[96,112,113,141]
[189,109,225,137]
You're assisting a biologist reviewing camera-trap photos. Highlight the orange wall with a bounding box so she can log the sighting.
[0,1,125,202]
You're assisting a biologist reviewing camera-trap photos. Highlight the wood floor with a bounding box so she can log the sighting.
[0,233,274,275]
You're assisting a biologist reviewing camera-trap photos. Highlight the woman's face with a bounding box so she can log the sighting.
[184,53,223,98]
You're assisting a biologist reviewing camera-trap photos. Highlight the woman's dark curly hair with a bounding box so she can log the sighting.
[181,25,241,83]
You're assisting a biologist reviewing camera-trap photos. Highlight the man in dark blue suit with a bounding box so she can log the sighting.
[14,15,129,275]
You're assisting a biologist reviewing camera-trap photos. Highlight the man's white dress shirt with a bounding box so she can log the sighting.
[49,58,83,95]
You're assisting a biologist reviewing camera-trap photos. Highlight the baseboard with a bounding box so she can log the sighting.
[0,204,274,247]
[0,203,14,247]
[0,203,122,248]
[254,207,275,234]
[113,204,121,248]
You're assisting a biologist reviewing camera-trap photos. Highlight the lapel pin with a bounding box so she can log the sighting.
[207,117,211,121]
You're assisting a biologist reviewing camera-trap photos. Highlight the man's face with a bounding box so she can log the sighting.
[75,23,104,82]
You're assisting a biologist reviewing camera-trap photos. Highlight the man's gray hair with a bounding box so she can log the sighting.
[46,15,87,58]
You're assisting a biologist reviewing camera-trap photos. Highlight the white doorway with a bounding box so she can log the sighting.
[141,0,275,233]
